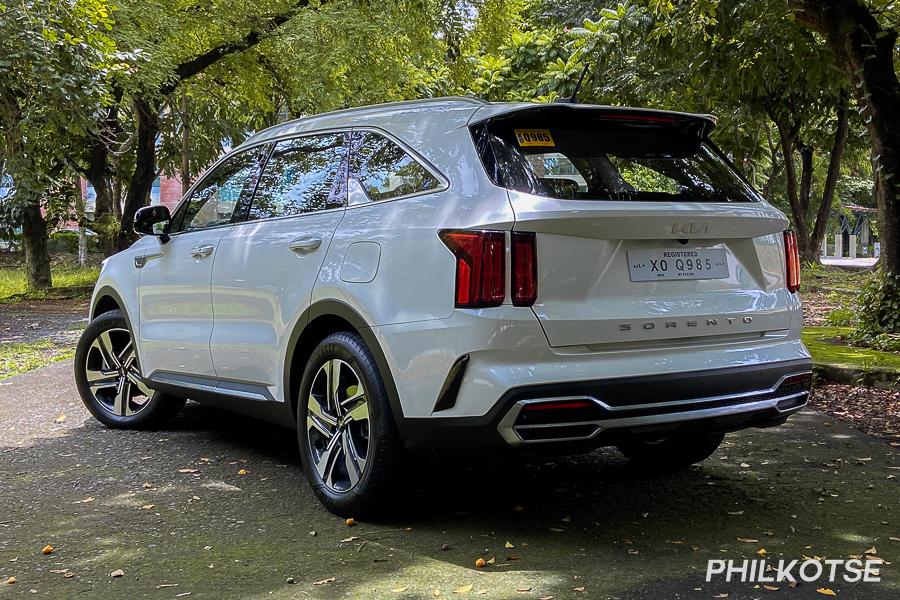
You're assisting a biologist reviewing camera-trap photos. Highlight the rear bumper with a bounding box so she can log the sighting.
[400,358,812,451]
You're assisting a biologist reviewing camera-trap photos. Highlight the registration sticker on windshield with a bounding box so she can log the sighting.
[514,129,555,147]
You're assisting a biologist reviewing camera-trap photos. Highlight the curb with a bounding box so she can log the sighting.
[812,363,900,390]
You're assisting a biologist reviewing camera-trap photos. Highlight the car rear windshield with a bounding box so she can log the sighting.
[470,108,759,203]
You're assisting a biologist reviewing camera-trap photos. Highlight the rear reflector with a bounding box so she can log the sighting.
[784,230,801,293]
[439,230,505,308]
[522,399,594,412]
[511,231,537,306]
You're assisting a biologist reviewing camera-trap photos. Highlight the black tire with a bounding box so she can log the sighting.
[297,331,402,517]
[74,310,186,429]
[617,432,725,473]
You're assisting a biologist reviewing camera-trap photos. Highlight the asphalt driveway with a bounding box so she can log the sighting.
[0,360,897,599]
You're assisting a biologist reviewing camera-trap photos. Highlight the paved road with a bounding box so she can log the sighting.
[1,361,898,599]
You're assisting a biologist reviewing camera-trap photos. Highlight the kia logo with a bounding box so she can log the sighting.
[672,222,709,235]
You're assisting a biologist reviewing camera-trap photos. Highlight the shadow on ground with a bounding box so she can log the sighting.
[1,401,898,599]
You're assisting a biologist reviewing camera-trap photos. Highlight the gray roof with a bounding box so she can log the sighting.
[239,96,716,150]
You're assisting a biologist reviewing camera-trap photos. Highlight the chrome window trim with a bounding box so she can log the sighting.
[164,125,450,237]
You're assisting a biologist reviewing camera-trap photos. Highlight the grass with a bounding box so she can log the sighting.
[802,326,900,371]
[0,340,75,380]
[0,253,100,302]
[802,263,873,292]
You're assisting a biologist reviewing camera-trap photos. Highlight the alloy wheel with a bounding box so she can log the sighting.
[306,358,370,492]
[84,327,153,417]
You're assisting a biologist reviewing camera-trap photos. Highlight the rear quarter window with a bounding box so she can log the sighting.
[349,131,442,201]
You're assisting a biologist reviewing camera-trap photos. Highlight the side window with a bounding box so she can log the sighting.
[349,131,441,202]
[172,147,267,233]
[249,133,346,220]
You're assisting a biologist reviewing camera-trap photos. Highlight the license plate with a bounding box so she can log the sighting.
[627,248,729,282]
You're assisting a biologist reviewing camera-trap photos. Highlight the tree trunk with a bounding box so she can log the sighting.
[794,0,900,274]
[118,98,159,251]
[20,201,52,290]
[775,120,812,256]
[85,143,118,257]
[809,88,850,264]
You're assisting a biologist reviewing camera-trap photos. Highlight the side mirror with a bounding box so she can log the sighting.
[134,205,171,243]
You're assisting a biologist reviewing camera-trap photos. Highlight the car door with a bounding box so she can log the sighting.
[209,132,348,396]
[137,146,268,381]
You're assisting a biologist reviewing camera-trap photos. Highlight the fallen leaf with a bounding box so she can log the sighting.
[49,569,67,574]
[64,572,74,578]
[888,537,899,542]
[864,546,877,555]
[737,537,759,543]
[345,518,356,527]
[475,558,486,568]
[573,586,585,592]
[339,536,360,543]
[110,569,124,578]
[740,463,750,468]
[505,541,514,549]
[41,544,54,555]
[727,510,744,515]
[757,548,767,557]
[549,527,565,532]
[539,597,554,600]
[175,593,191,598]
[139,504,155,511]
[816,588,836,596]
[713,595,728,599]
[237,469,249,476]
[54,414,67,423]
[4,576,15,585]
[73,497,94,504]
[142,483,152,489]
[453,584,473,594]
[156,584,179,589]
[392,586,409,593]
[516,587,532,593]
[486,557,496,565]
[764,585,779,591]
[177,469,198,474]
[313,577,336,585]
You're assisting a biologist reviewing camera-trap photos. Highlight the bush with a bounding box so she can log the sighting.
[47,231,80,253]
[825,306,855,327]
[847,271,900,352]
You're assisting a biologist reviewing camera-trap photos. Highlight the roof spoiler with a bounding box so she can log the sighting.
[468,103,717,138]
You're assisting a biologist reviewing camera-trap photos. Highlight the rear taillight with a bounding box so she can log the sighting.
[784,230,801,293]
[439,230,505,308]
[511,231,537,307]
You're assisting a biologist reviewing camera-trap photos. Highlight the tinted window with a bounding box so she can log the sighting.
[350,131,441,201]
[249,134,346,219]
[471,110,759,203]
[173,147,267,232]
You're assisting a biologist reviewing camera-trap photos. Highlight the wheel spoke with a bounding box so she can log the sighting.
[113,378,132,416]
[86,366,119,393]
[125,365,153,397]
[344,396,368,424]
[316,434,342,489]
[117,339,134,365]
[96,332,121,369]
[342,429,365,487]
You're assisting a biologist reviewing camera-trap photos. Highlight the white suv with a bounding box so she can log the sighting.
[75,97,812,515]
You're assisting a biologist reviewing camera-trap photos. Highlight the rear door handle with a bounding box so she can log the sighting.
[190,244,215,259]
[288,236,322,254]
